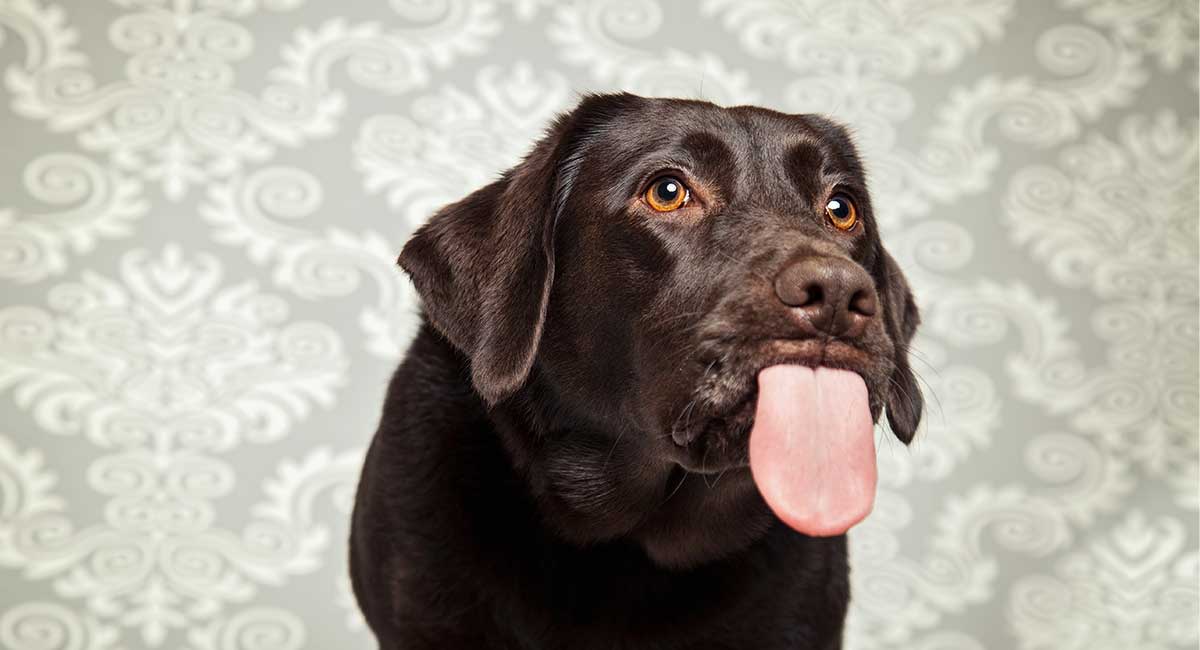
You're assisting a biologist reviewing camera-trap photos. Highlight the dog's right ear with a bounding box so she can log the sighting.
[398,93,641,404]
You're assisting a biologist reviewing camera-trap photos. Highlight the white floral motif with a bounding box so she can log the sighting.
[0,245,346,450]
[1005,111,1199,508]
[0,433,63,564]
[201,167,421,357]
[0,600,120,650]
[1009,510,1199,649]
[549,0,759,105]
[0,248,354,646]
[186,607,305,650]
[1008,111,1198,295]
[0,434,362,647]
[1,0,500,200]
[0,0,501,281]
[1063,0,1199,70]
[703,0,1015,76]
[0,151,147,286]
[355,62,572,228]
[111,0,308,13]
[847,485,1071,645]
[0,438,120,650]
[198,62,577,360]
[498,0,555,21]
[922,282,1142,523]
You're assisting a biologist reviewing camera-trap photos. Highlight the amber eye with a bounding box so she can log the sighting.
[645,176,689,212]
[825,194,858,230]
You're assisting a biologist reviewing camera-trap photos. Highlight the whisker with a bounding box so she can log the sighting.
[659,470,688,506]
[883,370,943,434]
[603,426,628,471]
[910,368,944,425]
[906,346,943,379]
[715,250,771,283]
[702,446,715,489]
[653,309,711,328]
[711,464,733,488]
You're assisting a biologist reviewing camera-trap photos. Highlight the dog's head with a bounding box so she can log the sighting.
[400,94,922,568]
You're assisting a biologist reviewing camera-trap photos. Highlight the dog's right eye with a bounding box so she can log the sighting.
[645,177,689,212]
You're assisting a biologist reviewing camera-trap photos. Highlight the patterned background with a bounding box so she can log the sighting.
[0,1,1196,649]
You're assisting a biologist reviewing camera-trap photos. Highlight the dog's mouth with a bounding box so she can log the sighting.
[668,338,882,537]
[670,338,875,446]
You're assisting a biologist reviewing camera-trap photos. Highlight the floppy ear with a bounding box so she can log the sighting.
[879,250,923,443]
[398,93,639,404]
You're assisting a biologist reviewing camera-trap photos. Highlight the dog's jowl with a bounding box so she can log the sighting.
[350,93,923,650]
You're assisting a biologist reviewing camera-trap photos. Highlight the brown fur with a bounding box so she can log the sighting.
[350,93,922,649]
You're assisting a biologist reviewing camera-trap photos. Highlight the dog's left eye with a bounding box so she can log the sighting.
[645,177,689,212]
[825,194,858,231]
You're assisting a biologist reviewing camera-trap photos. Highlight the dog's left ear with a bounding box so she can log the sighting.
[878,249,923,443]
[399,93,640,404]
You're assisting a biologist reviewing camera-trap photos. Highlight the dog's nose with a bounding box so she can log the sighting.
[773,256,877,337]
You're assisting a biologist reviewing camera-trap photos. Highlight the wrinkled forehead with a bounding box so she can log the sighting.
[578,100,866,204]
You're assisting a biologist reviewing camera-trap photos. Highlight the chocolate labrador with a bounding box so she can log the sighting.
[350,93,922,649]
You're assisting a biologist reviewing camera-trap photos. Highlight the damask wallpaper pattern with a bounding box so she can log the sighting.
[0,1,1195,649]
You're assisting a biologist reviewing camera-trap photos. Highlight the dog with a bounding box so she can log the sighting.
[350,93,923,649]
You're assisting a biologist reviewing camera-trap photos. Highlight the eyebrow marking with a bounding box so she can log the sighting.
[784,141,828,199]
[676,132,737,199]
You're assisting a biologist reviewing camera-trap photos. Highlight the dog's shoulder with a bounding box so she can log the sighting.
[350,322,507,638]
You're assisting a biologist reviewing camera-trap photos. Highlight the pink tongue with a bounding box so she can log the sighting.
[749,365,876,537]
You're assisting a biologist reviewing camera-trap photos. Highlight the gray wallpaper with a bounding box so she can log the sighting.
[0,1,1197,649]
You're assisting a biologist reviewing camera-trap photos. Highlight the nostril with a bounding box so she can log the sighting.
[848,289,877,317]
[774,271,829,308]
[801,283,824,308]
